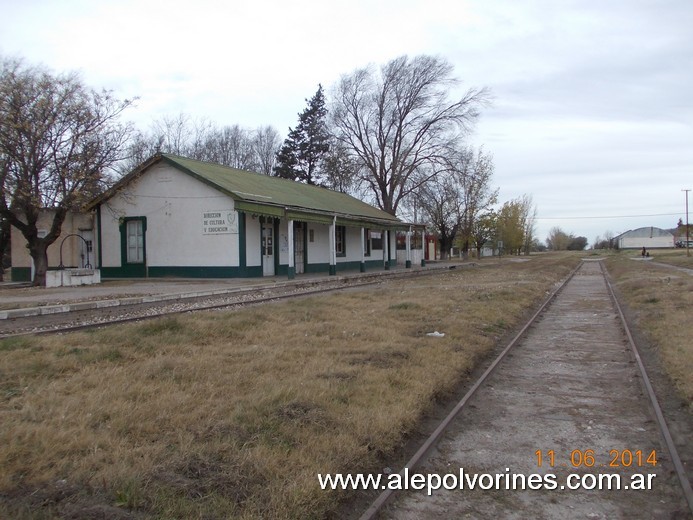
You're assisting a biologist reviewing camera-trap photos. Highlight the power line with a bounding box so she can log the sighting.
[535,212,680,220]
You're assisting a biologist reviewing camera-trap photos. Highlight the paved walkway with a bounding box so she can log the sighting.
[0,264,447,319]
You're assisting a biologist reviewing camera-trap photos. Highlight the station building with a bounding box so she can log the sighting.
[85,154,423,279]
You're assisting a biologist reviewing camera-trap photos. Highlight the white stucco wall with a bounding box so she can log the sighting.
[342,226,361,262]
[100,164,238,268]
[619,236,674,249]
[12,211,94,269]
[306,223,330,263]
[245,215,262,267]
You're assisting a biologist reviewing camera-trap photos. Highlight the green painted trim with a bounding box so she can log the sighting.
[336,225,346,258]
[149,266,236,278]
[286,210,334,225]
[236,201,284,218]
[406,260,412,268]
[299,227,306,272]
[101,259,382,280]
[421,259,426,267]
[303,262,328,274]
[11,267,31,282]
[273,219,280,274]
[259,216,277,276]
[287,221,308,276]
[96,204,103,268]
[240,265,263,277]
[238,212,246,269]
[360,262,366,273]
[119,216,147,278]
[301,221,308,273]
[102,265,263,279]
[343,260,380,272]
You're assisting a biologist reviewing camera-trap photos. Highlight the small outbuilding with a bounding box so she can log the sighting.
[11,210,96,282]
[86,154,424,279]
[613,227,674,250]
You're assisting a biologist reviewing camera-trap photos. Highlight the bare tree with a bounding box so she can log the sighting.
[410,145,496,259]
[206,125,256,169]
[453,147,498,257]
[151,113,195,156]
[415,170,463,260]
[253,125,281,175]
[121,114,280,174]
[330,54,489,215]
[593,230,615,250]
[321,137,361,194]
[0,57,133,285]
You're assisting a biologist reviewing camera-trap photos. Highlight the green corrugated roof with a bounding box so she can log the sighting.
[90,154,409,229]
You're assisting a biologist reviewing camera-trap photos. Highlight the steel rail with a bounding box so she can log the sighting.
[600,261,693,515]
[0,279,382,339]
[358,261,583,520]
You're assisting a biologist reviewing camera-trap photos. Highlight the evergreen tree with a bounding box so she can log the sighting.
[273,127,302,181]
[274,85,330,184]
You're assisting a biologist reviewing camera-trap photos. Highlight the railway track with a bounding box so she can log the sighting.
[0,266,450,338]
[359,259,692,519]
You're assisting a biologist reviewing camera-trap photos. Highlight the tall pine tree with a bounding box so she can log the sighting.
[274,85,329,184]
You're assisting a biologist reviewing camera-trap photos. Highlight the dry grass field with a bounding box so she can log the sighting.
[1,255,581,519]
[604,249,693,410]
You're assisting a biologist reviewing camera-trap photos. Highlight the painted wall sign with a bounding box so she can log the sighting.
[203,210,238,234]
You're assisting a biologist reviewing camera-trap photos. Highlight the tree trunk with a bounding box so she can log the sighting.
[0,220,9,282]
[30,243,49,287]
[439,234,450,260]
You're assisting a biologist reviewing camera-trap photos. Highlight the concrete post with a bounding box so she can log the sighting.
[288,219,295,279]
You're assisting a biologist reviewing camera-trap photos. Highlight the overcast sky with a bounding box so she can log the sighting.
[2,0,692,244]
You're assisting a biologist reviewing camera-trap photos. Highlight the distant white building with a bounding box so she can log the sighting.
[614,227,674,249]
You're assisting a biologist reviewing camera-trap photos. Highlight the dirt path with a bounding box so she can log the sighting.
[380,260,690,519]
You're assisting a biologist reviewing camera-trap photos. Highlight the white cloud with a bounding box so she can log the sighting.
[2,0,692,243]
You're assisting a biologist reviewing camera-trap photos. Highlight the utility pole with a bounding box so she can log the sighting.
[684,189,691,257]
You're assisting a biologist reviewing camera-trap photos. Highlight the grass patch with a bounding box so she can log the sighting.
[388,301,422,311]
[0,254,579,519]
[0,336,36,352]
[605,253,693,409]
